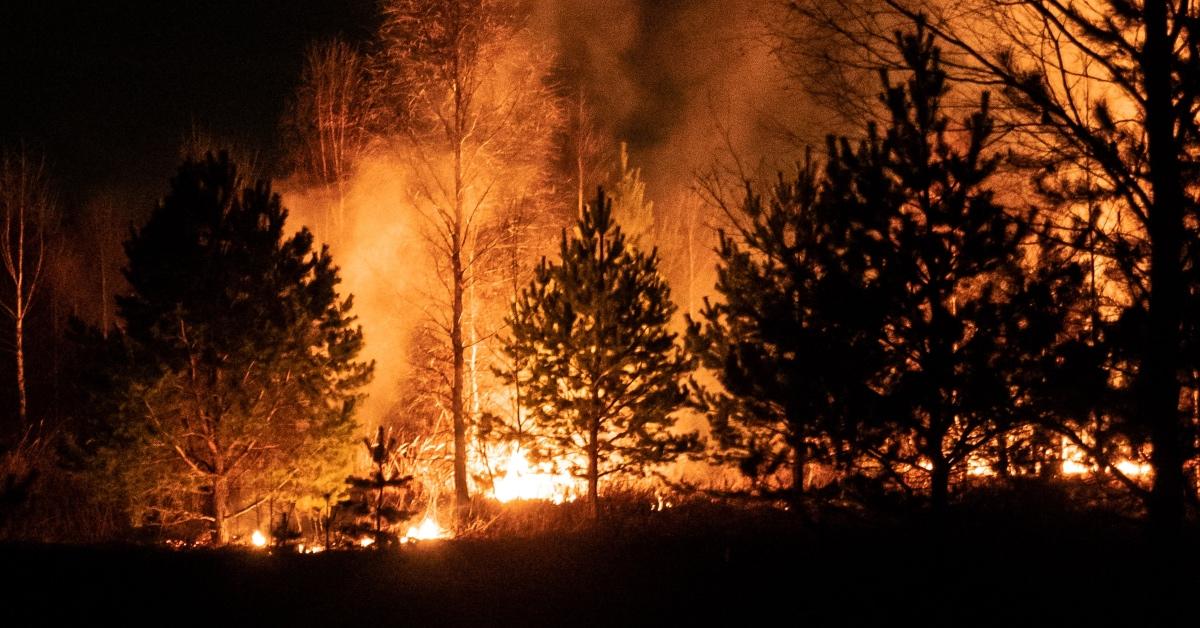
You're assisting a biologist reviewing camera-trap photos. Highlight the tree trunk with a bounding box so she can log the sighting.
[1142,0,1187,542]
[452,255,468,516]
[376,470,385,544]
[588,413,600,521]
[928,419,951,515]
[451,80,470,518]
[324,494,332,550]
[996,435,1011,479]
[792,437,807,506]
[930,456,950,516]
[15,310,26,426]
[575,88,585,218]
[468,228,483,447]
[212,475,230,545]
[14,190,26,428]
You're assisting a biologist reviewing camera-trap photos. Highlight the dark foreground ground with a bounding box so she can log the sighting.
[2,514,1198,626]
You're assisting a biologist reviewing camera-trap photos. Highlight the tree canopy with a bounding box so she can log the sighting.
[692,26,1083,512]
[82,152,372,544]
[500,187,697,518]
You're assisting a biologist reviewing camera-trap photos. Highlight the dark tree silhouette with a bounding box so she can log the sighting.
[793,0,1200,543]
[338,426,414,547]
[917,0,1200,540]
[77,152,372,544]
[687,156,888,501]
[822,27,1065,512]
[698,26,1081,513]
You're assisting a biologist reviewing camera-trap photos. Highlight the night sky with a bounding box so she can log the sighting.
[0,1,780,222]
[0,1,377,214]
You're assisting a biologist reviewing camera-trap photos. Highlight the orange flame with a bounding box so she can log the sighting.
[402,516,451,543]
[490,446,583,504]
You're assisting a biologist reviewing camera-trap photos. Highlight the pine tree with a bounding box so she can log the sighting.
[793,0,1200,541]
[692,27,1081,513]
[687,156,888,501]
[83,151,373,544]
[338,426,414,547]
[500,188,697,519]
[821,27,1076,512]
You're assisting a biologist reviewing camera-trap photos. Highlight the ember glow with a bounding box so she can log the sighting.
[250,530,267,548]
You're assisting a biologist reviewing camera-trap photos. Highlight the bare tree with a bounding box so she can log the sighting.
[82,195,123,335]
[179,125,263,184]
[560,86,613,219]
[285,39,372,247]
[0,150,55,429]
[374,0,559,516]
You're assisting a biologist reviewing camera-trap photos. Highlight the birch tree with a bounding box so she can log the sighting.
[0,150,54,428]
[374,0,557,515]
[285,38,372,247]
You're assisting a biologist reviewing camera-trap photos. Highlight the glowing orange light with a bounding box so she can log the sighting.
[402,516,450,543]
[250,530,267,548]
[967,458,996,477]
[491,447,581,504]
[1061,459,1090,475]
[1114,460,1152,478]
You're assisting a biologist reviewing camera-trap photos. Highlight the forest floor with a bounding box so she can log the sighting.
[2,507,1198,627]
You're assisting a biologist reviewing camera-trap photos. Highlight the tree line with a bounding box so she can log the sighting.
[786,0,1200,541]
[0,0,1197,548]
